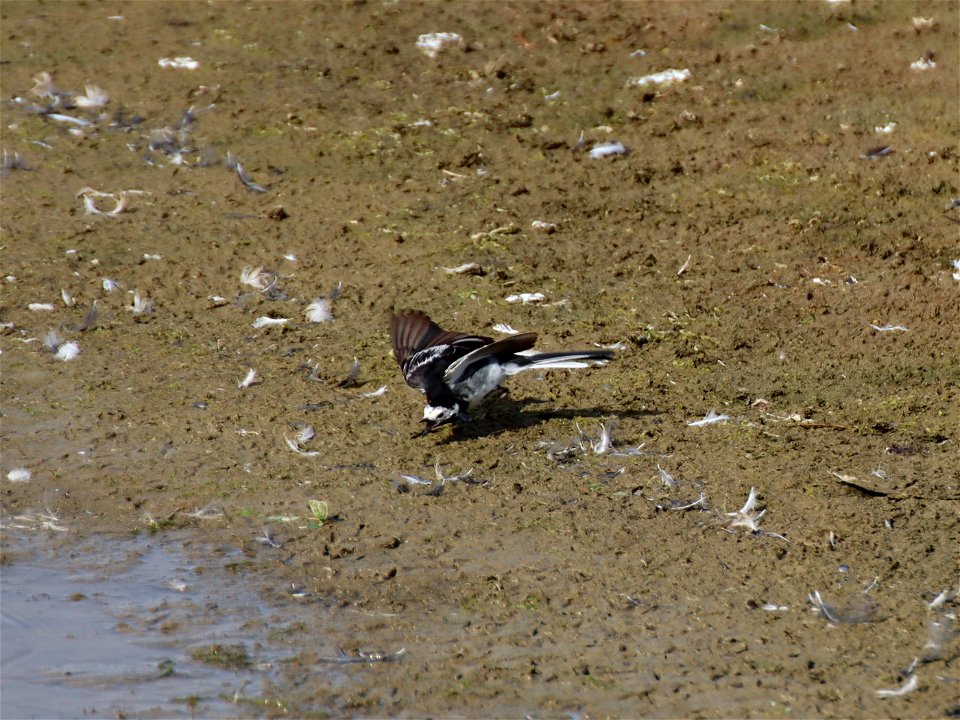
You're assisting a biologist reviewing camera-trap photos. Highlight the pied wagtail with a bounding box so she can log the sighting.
[390,310,614,435]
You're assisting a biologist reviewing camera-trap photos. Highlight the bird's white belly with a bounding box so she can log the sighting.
[459,364,507,410]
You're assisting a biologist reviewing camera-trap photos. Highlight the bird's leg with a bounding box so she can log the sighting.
[469,388,510,422]
[483,387,510,407]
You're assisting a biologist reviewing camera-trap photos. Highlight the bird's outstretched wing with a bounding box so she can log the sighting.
[389,311,490,370]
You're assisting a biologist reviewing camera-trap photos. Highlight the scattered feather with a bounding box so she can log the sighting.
[317,647,407,664]
[73,84,109,109]
[677,254,693,275]
[42,329,64,352]
[285,425,321,456]
[75,301,99,332]
[910,56,936,71]
[416,32,463,59]
[48,113,92,127]
[297,425,315,444]
[240,265,277,292]
[304,297,333,323]
[661,493,708,511]
[305,361,323,383]
[182,506,224,520]
[424,479,446,497]
[470,225,520,241]
[928,589,955,609]
[688,410,731,427]
[158,56,199,70]
[609,442,649,457]
[337,358,361,388]
[362,384,388,398]
[101,278,120,292]
[922,614,956,661]
[505,292,545,304]
[442,262,485,275]
[127,291,154,315]
[11,509,68,532]
[27,303,55,311]
[657,465,678,489]
[951,259,960,282]
[876,675,919,698]
[493,323,520,335]
[726,487,765,532]
[252,316,289,330]
[435,458,475,483]
[584,418,616,454]
[55,342,80,361]
[594,341,627,351]
[874,122,897,135]
[146,104,207,163]
[808,590,877,624]
[238,368,258,388]
[60,289,75,307]
[542,439,578,461]
[226,151,267,193]
[77,187,147,217]
[861,145,895,160]
[399,474,432,486]
[142,253,162,261]
[627,68,691,87]
[1,149,30,175]
[869,323,909,332]
[165,579,188,592]
[6,468,32,483]
[285,434,321,456]
[588,141,628,159]
[530,220,558,233]
[30,71,64,103]
[257,527,282,548]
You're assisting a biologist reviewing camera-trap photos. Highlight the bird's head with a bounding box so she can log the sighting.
[416,403,460,436]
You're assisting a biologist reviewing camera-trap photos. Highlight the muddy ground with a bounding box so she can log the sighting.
[2,1,958,717]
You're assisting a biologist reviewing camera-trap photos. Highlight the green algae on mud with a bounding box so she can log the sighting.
[2,1,958,717]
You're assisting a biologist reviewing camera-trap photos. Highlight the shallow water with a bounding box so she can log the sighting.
[1,532,311,719]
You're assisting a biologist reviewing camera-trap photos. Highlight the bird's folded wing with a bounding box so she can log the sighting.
[443,333,538,385]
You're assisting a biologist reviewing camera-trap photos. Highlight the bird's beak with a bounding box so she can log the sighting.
[412,419,435,438]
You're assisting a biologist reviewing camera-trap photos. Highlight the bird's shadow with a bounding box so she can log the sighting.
[431,397,660,444]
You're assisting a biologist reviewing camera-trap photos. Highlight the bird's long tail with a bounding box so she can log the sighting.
[504,349,614,375]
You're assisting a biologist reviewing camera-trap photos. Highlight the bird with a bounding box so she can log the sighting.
[390,310,614,435]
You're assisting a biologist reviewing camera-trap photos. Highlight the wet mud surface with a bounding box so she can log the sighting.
[2,1,958,717]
